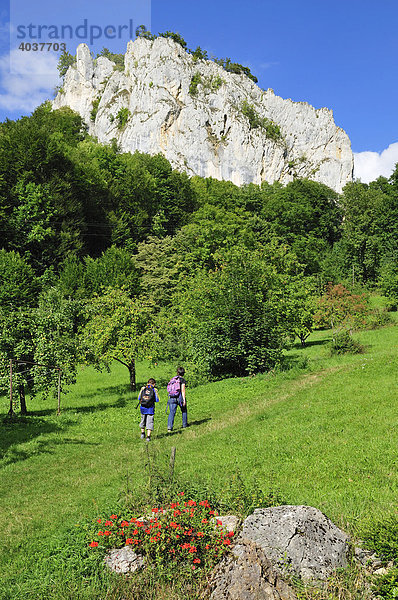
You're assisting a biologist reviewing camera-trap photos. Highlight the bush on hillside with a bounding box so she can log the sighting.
[314,283,369,330]
[329,329,364,355]
[365,308,394,329]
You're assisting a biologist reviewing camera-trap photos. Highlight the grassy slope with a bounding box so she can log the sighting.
[1,322,398,586]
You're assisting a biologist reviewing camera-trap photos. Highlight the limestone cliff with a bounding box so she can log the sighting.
[53,39,353,193]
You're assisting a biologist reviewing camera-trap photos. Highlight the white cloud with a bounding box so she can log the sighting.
[0,49,60,112]
[354,142,398,183]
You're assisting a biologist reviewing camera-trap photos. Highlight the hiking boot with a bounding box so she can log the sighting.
[146,436,151,442]
[140,433,145,440]
[167,429,172,434]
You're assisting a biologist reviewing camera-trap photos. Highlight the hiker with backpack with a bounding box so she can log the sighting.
[167,367,188,433]
[137,378,159,441]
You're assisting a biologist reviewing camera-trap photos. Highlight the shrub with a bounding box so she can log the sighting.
[87,495,234,580]
[190,46,208,61]
[189,73,202,96]
[240,100,281,140]
[158,31,188,49]
[214,57,258,83]
[96,47,124,71]
[116,107,130,129]
[329,329,364,355]
[366,309,394,329]
[314,283,369,330]
[211,75,224,91]
[90,97,100,121]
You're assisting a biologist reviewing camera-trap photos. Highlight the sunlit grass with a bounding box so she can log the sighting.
[1,318,398,597]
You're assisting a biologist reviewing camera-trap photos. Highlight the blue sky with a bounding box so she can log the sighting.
[0,0,397,182]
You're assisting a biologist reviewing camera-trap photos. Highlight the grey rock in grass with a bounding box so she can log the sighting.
[239,505,350,581]
[104,545,145,574]
[212,514,240,533]
[208,540,297,600]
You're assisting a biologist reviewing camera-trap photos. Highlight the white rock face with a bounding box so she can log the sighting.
[54,39,353,193]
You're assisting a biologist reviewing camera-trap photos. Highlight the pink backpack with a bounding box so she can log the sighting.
[167,376,181,397]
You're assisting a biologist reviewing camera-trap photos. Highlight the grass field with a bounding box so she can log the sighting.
[1,319,398,598]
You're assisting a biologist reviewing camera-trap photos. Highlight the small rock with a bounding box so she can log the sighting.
[373,567,388,576]
[104,545,145,574]
[212,515,240,533]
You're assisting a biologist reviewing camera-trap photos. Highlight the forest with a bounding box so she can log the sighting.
[1,101,398,407]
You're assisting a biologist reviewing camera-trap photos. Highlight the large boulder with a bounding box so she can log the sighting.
[240,505,350,581]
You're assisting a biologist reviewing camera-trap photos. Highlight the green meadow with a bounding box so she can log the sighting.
[1,320,398,598]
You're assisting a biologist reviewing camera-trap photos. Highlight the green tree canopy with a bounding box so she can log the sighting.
[80,288,154,389]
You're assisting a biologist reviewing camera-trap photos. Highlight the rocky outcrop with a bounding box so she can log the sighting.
[208,541,297,600]
[54,39,353,193]
[207,505,350,599]
[239,505,350,581]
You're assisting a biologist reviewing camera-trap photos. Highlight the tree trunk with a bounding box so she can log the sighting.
[19,384,27,415]
[129,358,136,391]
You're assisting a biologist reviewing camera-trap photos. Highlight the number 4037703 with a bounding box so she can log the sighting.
[18,42,67,51]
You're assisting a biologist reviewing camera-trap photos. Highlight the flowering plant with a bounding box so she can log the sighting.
[88,494,235,578]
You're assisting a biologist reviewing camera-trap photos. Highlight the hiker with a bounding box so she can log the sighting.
[167,367,188,432]
[137,378,159,441]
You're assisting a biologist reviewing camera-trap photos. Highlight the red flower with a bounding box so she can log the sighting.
[227,531,234,537]
[121,520,129,527]
[174,510,181,517]
[97,519,102,523]
[104,531,111,536]
[223,539,231,545]
[205,544,210,550]
[145,528,151,534]
[216,520,222,526]
[178,492,184,496]
[97,531,104,536]
[181,543,190,550]
[188,546,197,553]
[126,538,134,544]
[110,514,117,519]
[169,548,175,554]
[89,541,99,547]
[196,532,204,537]
[192,566,196,570]
[193,558,201,564]
[104,520,113,526]
[136,521,144,527]
[201,519,208,524]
